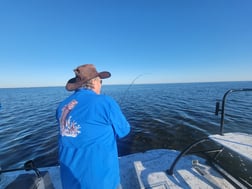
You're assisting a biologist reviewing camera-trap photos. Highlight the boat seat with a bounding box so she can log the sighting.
[5,171,55,189]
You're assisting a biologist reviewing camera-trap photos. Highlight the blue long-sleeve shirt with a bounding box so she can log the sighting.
[56,89,130,189]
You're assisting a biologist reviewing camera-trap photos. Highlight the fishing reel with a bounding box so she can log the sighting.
[24,160,41,178]
[215,101,221,116]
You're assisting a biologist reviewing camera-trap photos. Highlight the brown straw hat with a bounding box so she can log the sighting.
[66,64,111,91]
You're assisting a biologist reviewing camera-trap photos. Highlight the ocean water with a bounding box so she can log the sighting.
[0,81,252,183]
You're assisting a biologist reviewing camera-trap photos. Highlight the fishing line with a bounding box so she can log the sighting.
[119,74,144,105]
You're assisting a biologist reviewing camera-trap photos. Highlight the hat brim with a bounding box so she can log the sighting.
[98,71,111,79]
[66,71,111,91]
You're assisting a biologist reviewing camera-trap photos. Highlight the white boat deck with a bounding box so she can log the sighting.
[119,149,237,189]
[209,132,252,161]
[1,149,240,189]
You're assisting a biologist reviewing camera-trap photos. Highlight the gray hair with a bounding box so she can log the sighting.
[81,77,99,89]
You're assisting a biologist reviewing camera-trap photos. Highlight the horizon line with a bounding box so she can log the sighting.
[0,80,251,89]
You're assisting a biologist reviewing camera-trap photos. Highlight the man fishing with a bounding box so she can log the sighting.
[56,64,130,189]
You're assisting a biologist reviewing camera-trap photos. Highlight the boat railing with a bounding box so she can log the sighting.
[215,88,252,135]
[166,137,213,175]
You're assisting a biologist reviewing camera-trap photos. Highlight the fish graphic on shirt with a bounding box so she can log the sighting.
[60,100,81,137]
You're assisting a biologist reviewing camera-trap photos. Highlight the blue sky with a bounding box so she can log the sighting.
[0,0,251,88]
